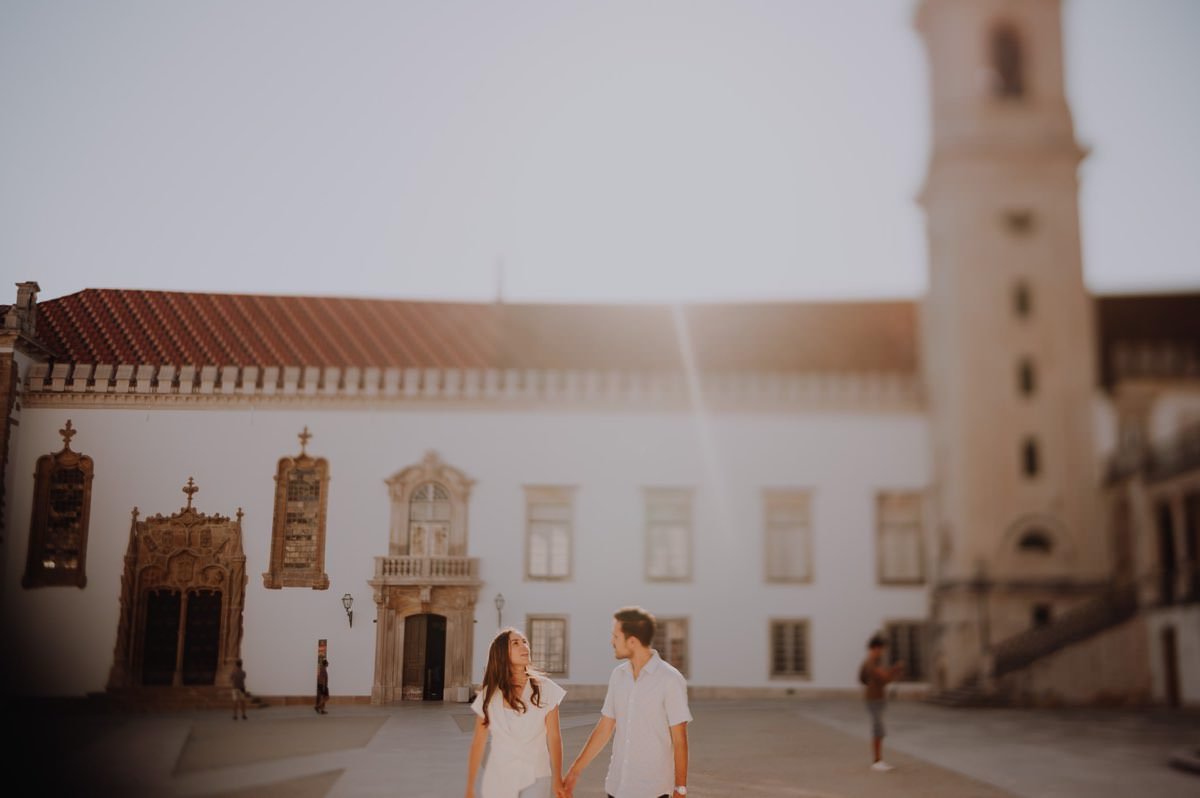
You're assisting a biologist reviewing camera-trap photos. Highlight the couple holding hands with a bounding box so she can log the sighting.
[465,606,691,798]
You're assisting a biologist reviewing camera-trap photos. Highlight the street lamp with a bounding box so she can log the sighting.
[494,593,505,628]
[342,593,354,628]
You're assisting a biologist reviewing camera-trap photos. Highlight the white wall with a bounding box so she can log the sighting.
[3,403,929,698]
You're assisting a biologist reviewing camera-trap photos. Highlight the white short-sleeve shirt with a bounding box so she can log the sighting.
[600,651,692,798]
[471,676,566,798]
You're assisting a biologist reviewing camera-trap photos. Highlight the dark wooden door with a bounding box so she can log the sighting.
[1157,502,1177,605]
[142,589,181,685]
[182,589,222,685]
[424,614,446,701]
[1162,626,1181,708]
[403,614,428,699]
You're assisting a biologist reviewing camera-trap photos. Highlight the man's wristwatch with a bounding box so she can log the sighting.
[675,787,687,795]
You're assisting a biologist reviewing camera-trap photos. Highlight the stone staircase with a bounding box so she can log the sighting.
[990,584,1139,678]
[927,584,1140,708]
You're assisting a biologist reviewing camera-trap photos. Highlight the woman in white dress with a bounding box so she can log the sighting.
[465,628,567,798]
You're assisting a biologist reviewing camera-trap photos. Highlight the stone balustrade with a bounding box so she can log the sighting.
[24,362,923,410]
[373,555,480,585]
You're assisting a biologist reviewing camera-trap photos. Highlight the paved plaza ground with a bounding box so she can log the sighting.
[11,697,1199,797]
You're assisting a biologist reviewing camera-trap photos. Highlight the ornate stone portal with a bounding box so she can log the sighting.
[107,478,247,690]
[370,452,481,703]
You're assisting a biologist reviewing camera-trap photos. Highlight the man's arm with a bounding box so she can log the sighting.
[669,721,689,797]
[564,715,616,793]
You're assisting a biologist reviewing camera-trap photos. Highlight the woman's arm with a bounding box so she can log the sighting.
[545,706,565,796]
[465,715,488,798]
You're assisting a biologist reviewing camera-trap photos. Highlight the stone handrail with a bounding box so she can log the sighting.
[23,362,922,410]
[373,555,480,583]
[991,584,1139,677]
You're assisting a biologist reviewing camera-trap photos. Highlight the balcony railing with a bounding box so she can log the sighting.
[1107,421,1200,484]
[372,555,480,584]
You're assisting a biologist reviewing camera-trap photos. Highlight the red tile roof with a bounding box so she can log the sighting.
[33,289,919,373]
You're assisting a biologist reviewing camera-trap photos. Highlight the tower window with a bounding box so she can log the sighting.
[1018,530,1053,554]
[1003,209,1035,235]
[1022,437,1040,478]
[1018,359,1036,397]
[990,25,1024,99]
[1032,603,1053,627]
[1014,282,1033,319]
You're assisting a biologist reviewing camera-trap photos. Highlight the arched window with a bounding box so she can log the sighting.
[1014,281,1033,319]
[23,420,94,589]
[1018,358,1036,397]
[1022,437,1040,478]
[1018,529,1053,553]
[264,427,330,589]
[409,482,451,557]
[990,25,1024,98]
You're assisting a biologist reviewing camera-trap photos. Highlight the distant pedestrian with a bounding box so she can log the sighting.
[231,659,249,720]
[316,658,330,714]
[860,633,904,771]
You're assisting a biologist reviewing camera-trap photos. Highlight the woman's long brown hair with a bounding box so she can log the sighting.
[479,627,542,727]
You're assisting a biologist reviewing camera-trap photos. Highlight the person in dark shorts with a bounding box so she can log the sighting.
[860,634,904,771]
[231,659,248,720]
[316,658,330,714]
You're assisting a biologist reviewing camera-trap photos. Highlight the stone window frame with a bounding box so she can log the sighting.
[657,616,690,678]
[524,485,575,581]
[876,490,927,586]
[263,429,330,589]
[764,488,814,584]
[386,451,474,558]
[526,614,569,677]
[883,619,928,683]
[768,618,811,680]
[644,487,693,582]
[23,419,93,589]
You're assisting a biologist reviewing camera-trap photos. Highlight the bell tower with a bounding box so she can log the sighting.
[916,0,1105,690]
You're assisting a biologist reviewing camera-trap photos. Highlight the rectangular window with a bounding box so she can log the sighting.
[765,489,813,582]
[645,488,692,581]
[527,615,568,676]
[770,619,810,679]
[525,486,574,579]
[885,621,927,682]
[877,491,925,585]
[657,617,690,678]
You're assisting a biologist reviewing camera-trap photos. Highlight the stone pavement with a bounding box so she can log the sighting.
[10,698,1199,797]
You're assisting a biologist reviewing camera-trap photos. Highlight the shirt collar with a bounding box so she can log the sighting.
[618,649,663,675]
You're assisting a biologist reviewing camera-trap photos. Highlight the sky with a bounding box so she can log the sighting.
[1,0,1197,304]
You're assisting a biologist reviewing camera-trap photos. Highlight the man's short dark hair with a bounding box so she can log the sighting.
[614,606,656,647]
[868,634,887,649]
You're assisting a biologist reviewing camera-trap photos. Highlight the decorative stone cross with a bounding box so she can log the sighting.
[299,426,312,456]
[60,419,76,449]
[183,477,199,509]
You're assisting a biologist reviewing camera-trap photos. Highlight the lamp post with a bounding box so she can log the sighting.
[342,593,354,628]
[494,593,505,628]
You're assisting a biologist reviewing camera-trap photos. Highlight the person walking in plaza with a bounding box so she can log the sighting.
[860,633,904,771]
[564,606,691,798]
[315,658,330,714]
[231,659,249,720]
[465,627,567,798]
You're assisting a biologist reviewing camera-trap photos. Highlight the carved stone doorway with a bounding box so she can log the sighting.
[403,613,447,701]
[108,480,247,692]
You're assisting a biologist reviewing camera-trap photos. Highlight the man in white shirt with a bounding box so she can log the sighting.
[564,607,692,798]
